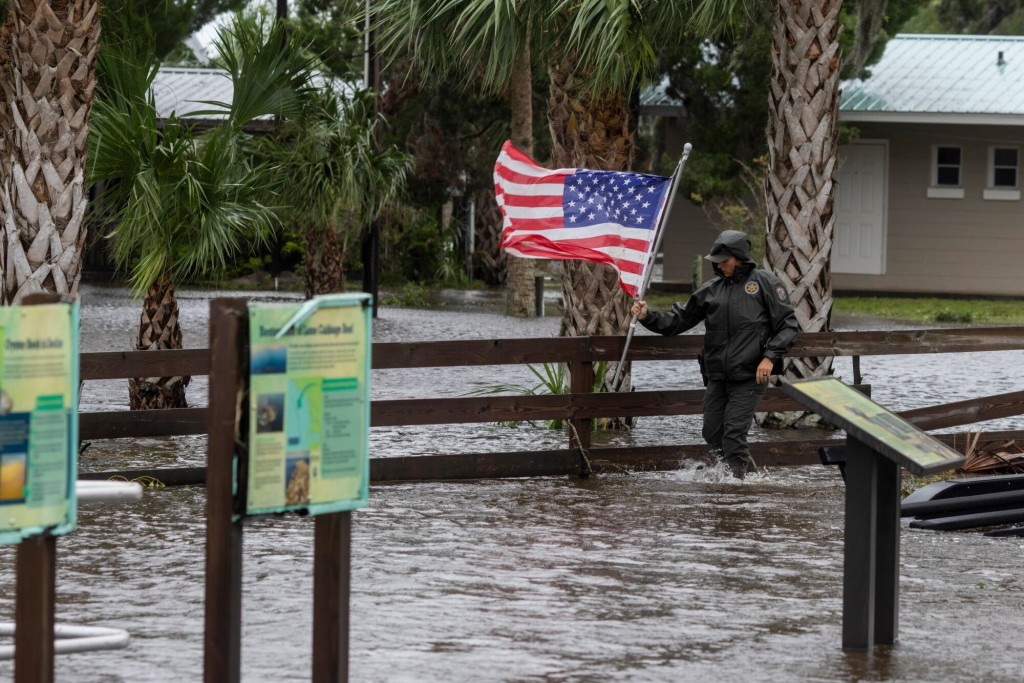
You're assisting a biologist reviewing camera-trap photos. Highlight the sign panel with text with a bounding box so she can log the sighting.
[782,377,965,476]
[243,294,371,517]
[0,302,79,544]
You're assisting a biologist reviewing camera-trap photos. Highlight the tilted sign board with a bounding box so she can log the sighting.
[242,294,371,517]
[0,302,79,544]
[782,377,965,476]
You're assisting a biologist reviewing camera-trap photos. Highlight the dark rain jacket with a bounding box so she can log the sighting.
[639,235,798,382]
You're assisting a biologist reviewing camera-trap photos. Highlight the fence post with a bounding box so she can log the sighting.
[204,298,246,683]
[568,361,593,470]
[15,535,55,683]
[534,276,545,317]
[312,511,352,682]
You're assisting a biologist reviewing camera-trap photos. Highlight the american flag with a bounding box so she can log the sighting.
[493,140,672,296]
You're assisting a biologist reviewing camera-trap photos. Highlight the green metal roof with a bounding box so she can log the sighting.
[842,34,1024,118]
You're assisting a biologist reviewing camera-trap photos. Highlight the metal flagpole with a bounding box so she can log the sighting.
[610,143,692,389]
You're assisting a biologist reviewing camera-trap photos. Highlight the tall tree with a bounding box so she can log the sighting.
[691,0,919,426]
[102,0,249,59]
[0,0,102,305]
[373,2,693,395]
[372,0,544,317]
[689,0,842,427]
[88,14,316,408]
[269,87,410,298]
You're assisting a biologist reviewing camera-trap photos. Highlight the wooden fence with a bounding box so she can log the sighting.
[76,326,1024,483]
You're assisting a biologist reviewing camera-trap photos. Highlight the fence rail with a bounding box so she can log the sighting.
[78,327,1024,481]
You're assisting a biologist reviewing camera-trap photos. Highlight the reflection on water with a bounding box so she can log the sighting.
[1,285,1023,682]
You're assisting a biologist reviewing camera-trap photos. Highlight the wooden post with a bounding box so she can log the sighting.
[204,299,246,682]
[14,291,64,683]
[568,361,593,474]
[15,535,56,683]
[312,511,352,683]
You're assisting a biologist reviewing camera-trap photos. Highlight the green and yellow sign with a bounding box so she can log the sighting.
[243,294,371,517]
[0,301,79,544]
[783,377,965,476]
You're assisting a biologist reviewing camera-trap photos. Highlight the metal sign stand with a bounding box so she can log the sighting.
[781,377,965,652]
[842,437,901,649]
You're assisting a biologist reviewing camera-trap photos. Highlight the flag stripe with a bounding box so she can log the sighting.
[494,140,672,297]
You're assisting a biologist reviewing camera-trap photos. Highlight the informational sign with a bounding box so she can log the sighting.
[0,301,79,545]
[782,377,965,476]
[243,294,371,517]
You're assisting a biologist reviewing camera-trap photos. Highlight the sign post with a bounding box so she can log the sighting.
[781,377,965,650]
[205,294,371,683]
[0,294,79,683]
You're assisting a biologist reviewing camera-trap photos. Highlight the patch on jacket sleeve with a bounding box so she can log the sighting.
[775,284,787,302]
[744,281,760,295]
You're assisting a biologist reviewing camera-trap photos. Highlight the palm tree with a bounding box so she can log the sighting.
[372,2,691,394]
[0,0,102,305]
[371,0,542,317]
[692,0,844,427]
[88,15,317,408]
[269,87,410,298]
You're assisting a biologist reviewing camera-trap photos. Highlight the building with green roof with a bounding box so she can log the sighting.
[654,34,1024,297]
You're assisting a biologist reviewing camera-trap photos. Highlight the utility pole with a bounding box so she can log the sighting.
[362,0,381,318]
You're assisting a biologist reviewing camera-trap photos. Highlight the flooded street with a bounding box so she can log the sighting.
[2,284,1024,682]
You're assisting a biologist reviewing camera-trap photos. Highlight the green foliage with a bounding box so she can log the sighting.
[934,310,974,323]
[379,282,432,308]
[901,0,1024,35]
[102,0,249,60]
[88,13,317,295]
[834,297,1024,324]
[388,210,448,284]
[293,0,365,80]
[371,1,691,98]
[655,30,772,204]
[689,156,767,264]
[469,361,608,430]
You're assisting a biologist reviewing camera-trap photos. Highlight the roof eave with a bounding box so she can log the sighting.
[840,110,1024,126]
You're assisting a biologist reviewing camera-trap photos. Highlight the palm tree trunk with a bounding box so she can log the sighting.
[472,186,504,285]
[129,272,190,409]
[762,0,842,428]
[303,224,344,298]
[547,53,636,407]
[505,40,536,317]
[0,0,101,305]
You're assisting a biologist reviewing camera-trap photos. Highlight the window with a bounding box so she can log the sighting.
[991,147,1018,188]
[984,146,1020,200]
[934,146,961,186]
[928,146,964,199]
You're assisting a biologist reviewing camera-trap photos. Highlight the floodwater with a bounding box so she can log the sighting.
[2,283,1024,682]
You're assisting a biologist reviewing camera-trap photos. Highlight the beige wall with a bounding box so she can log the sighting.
[835,122,1024,296]
[658,118,1024,297]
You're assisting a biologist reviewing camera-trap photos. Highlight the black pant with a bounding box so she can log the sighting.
[702,378,767,473]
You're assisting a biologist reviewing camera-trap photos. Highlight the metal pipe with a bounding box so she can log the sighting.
[610,143,693,389]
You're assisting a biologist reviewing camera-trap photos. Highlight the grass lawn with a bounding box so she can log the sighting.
[641,292,1024,325]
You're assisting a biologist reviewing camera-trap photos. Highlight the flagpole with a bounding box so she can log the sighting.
[610,142,692,389]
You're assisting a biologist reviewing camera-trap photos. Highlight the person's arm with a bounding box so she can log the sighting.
[633,291,707,336]
[761,275,799,367]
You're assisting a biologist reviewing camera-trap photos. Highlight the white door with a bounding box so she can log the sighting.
[834,142,886,274]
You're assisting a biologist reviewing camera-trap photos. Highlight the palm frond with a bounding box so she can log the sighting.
[198,12,319,127]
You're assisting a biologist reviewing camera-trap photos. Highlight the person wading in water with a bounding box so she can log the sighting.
[631,230,798,479]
